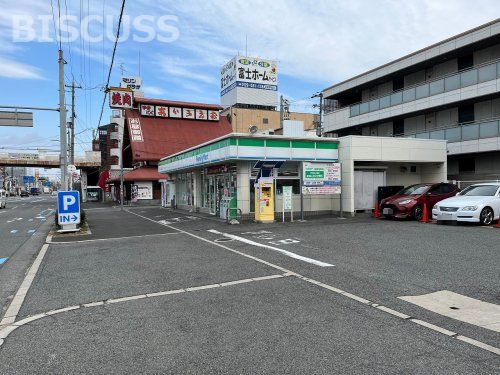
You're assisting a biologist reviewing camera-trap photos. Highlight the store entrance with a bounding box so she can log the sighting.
[205,173,236,216]
[208,176,217,215]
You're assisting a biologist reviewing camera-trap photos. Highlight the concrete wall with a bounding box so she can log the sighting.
[338,136,447,213]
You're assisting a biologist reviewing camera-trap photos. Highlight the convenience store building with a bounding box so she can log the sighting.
[158,134,448,220]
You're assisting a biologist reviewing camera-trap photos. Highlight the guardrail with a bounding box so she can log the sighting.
[402,118,500,143]
[348,59,500,117]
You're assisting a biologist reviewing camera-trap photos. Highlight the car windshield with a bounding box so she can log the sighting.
[459,185,499,196]
[398,184,429,195]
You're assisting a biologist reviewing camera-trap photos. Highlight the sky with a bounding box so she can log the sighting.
[0,0,499,173]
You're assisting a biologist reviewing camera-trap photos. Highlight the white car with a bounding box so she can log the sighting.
[432,183,500,225]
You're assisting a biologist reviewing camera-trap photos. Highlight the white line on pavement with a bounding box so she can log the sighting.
[49,232,181,244]
[0,244,50,327]
[207,229,334,267]
[399,290,500,333]
[123,210,500,356]
[0,273,290,346]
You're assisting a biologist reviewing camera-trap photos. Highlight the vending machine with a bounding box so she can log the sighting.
[254,177,274,223]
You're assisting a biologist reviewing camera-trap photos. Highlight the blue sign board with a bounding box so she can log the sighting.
[57,191,80,225]
[23,176,35,184]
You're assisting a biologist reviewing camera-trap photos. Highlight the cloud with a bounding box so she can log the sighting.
[164,0,500,85]
[156,56,217,85]
[142,85,166,96]
[0,57,44,79]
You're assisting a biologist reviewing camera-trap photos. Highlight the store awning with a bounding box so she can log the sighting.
[106,167,166,183]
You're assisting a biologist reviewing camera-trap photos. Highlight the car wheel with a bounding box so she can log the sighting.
[479,207,494,225]
[413,205,423,221]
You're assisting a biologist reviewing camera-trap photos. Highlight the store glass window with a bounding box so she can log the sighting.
[275,179,300,195]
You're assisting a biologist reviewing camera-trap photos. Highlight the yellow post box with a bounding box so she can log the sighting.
[254,178,274,223]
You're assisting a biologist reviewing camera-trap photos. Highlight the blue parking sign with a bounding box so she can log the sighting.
[57,191,80,225]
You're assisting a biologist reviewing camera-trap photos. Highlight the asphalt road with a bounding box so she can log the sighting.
[0,195,54,318]
[0,205,498,374]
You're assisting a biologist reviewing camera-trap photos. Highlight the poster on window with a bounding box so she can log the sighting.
[135,181,153,200]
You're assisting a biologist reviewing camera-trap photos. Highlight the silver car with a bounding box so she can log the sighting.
[432,183,500,225]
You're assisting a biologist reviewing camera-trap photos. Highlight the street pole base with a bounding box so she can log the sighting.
[58,224,80,233]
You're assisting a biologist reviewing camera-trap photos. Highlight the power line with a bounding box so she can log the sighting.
[97,0,126,131]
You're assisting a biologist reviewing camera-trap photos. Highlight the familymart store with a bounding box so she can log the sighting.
[158,134,340,220]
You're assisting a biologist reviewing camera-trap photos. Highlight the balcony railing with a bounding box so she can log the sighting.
[350,59,500,118]
[401,118,500,143]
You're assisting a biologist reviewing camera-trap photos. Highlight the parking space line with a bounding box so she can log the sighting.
[49,232,181,244]
[207,229,334,267]
[122,210,500,356]
[0,273,290,347]
[0,244,49,327]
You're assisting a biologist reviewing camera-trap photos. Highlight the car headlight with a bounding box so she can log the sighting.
[398,199,413,205]
[433,204,438,210]
[461,205,478,211]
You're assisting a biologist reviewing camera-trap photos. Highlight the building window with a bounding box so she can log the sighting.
[393,76,404,91]
[458,104,474,124]
[458,54,473,71]
[393,119,404,136]
[458,157,475,172]
[262,118,269,124]
[275,179,300,195]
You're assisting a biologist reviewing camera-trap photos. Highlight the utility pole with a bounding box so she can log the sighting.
[280,95,284,129]
[58,49,68,191]
[65,81,82,166]
[312,92,323,137]
[119,137,124,211]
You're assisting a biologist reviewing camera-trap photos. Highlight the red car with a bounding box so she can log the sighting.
[380,183,459,220]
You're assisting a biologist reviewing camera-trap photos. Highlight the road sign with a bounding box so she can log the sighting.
[23,176,35,184]
[0,111,33,127]
[57,191,80,225]
[282,185,293,222]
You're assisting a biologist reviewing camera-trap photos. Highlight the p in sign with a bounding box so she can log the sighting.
[57,191,80,225]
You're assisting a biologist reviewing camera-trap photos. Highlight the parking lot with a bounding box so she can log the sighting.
[0,206,498,373]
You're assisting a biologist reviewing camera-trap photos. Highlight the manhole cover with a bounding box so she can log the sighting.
[214,237,233,243]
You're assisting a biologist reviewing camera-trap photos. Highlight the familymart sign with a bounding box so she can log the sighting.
[159,136,339,173]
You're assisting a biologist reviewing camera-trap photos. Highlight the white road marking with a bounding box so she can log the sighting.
[125,210,500,356]
[0,244,49,327]
[399,290,500,333]
[0,273,289,346]
[208,229,333,267]
[50,232,181,244]
[10,230,17,234]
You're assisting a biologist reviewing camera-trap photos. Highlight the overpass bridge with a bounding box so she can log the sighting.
[0,151,100,169]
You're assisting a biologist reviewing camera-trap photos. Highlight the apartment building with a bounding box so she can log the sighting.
[322,19,500,181]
